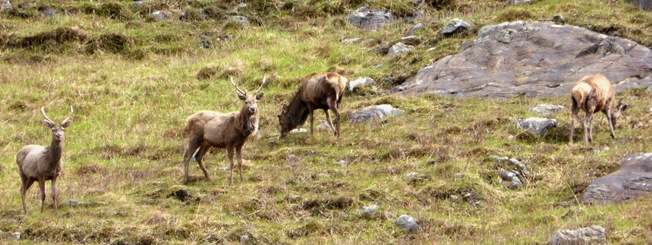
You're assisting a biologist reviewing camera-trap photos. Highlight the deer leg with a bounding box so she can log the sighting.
[51,179,58,215]
[309,109,315,136]
[582,113,593,145]
[38,180,46,213]
[324,109,336,133]
[183,136,202,184]
[227,146,235,185]
[606,111,617,139]
[334,106,341,139]
[195,144,211,181]
[236,145,244,182]
[587,114,594,143]
[21,178,35,214]
[569,98,580,144]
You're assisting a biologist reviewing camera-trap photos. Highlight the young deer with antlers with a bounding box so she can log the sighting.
[182,76,266,185]
[16,106,73,215]
[569,74,629,145]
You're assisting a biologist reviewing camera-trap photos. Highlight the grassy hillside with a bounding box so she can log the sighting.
[1,0,652,244]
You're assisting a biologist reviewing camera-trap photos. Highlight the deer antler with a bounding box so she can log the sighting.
[62,105,74,125]
[230,77,246,96]
[254,75,267,94]
[40,107,54,124]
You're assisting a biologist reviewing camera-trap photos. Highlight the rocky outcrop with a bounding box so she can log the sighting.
[346,7,395,30]
[625,0,652,11]
[394,21,652,98]
[582,153,652,204]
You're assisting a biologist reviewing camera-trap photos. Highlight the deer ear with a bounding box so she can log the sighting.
[238,93,246,101]
[61,120,71,128]
[44,120,55,128]
[256,92,264,100]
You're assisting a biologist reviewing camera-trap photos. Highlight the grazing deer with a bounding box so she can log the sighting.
[278,72,348,139]
[182,76,266,185]
[569,74,628,145]
[16,106,73,215]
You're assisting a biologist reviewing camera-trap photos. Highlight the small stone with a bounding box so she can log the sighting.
[240,235,250,243]
[463,193,474,201]
[552,14,565,24]
[450,195,460,202]
[342,38,361,44]
[441,18,474,37]
[238,3,247,8]
[10,232,21,240]
[395,215,422,233]
[349,77,376,91]
[361,205,378,216]
[290,128,307,134]
[550,225,606,245]
[516,117,558,135]
[387,42,415,58]
[62,199,80,207]
[405,172,418,182]
[408,23,424,35]
[152,11,173,21]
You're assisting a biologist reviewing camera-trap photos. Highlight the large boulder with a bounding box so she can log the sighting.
[394,21,652,98]
[582,153,652,204]
[550,226,606,245]
[625,0,652,11]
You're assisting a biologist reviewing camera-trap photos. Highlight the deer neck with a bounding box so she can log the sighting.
[48,137,64,166]
[287,95,310,127]
[238,109,258,136]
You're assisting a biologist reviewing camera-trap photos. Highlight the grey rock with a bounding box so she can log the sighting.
[228,15,250,26]
[582,153,652,204]
[408,23,425,35]
[405,172,418,182]
[550,225,606,245]
[316,120,332,131]
[342,38,361,44]
[625,0,652,11]
[349,77,376,91]
[240,235,250,243]
[238,3,247,8]
[441,18,474,37]
[285,154,302,166]
[62,199,80,207]
[531,104,564,116]
[361,205,378,216]
[395,21,652,98]
[132,1,144,8]
[463,192,474,201]
[387,42,415,58]
[516,117,557,135]
[10,232,20,240]
[395,215,422,233]
[346,7,395,30]
[43,8,56,17]
[152,11,173,21]
[552,14,565,24]
[0,0,12,12]
[398,35,422,46]
[510,0,535,5]
[290,128,307,134]
[449,195,460,202]
[348,104,405,123]
[499,169,523,189]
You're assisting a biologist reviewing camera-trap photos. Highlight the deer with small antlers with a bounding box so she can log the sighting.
[182,76,266,185]
[569,74,629,145]
[16,106,73,215]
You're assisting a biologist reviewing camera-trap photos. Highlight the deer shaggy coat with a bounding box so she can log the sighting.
[569,74,628,145]
[278,72,348,138]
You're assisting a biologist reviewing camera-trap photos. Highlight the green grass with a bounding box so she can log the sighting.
[1,0,652,244]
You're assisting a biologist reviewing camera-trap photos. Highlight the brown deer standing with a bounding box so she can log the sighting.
[182,76,266,185]
[569,74,628,145]
[16,106,73,215]
[278,72,348,139]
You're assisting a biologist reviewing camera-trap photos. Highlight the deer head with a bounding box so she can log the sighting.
[41,106,73,142]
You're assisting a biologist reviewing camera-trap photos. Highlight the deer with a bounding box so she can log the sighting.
[182,76,266,185]
[569,74,629,145]
[16,106,73,215]
[278,72,348,139]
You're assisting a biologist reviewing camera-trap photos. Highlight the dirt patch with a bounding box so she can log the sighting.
[87,33,134,54]
[285,221,326,238]
[4,27,87,51]
[302,196,354,216]
[75,163,109,176]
